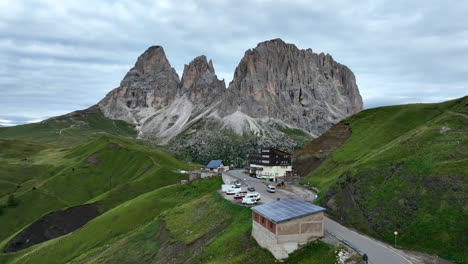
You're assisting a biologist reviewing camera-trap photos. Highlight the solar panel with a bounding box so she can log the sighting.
[252,198,325,223]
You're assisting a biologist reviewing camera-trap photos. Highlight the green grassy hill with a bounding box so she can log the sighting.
[0,178,336,264]
[0,106,136,146]
[301,96,468,263]
[0,135,196,245]
[0,116,337,263]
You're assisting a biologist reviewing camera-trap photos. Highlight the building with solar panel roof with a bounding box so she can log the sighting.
[251,198,325,259]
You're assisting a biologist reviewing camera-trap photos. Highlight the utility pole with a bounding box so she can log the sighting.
[394,231,398,248]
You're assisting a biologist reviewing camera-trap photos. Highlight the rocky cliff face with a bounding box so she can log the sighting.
[218,39,362,136]
[98,39,363,165]
[180,56,225,105]
[99,46,180,125]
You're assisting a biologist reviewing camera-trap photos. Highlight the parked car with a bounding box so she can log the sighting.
[234,191,247,199]
[241,197,257,205]
[234,181,241,188]
[248,186,255,192]
[244,192,261,201]
[266,185,276,193]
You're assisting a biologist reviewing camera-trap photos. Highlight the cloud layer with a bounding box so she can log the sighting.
[1,0,467,126]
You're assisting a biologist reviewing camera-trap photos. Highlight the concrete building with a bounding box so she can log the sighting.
[248,148,292,180]
[251,198,325,259]
[205,160,229,172]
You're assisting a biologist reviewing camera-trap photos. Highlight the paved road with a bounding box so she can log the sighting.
[224,170,412,264]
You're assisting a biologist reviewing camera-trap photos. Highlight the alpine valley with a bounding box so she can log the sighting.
[98,38,363,166]
[1,38,465,264]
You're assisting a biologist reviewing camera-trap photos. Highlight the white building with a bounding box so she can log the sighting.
[248,148,292,180]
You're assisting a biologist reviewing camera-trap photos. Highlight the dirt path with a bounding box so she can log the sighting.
[448,111,468,119]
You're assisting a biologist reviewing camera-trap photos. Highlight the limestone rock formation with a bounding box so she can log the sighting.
[180,55,225,105]
[218,38,362,136]
[97,39,363,164]
[99,46,180,125]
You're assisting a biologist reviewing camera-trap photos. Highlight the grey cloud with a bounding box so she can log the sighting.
[0,0,467,126]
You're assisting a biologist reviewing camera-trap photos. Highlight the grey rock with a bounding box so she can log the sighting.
[180,55,225,105]
[218,38,362,136]
[98,46,180,125]
[97,39,363,161]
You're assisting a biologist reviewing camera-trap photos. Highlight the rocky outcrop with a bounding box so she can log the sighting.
[180,56,225,105]
[98,39,363,152]
[99,46,180,125]
[218,39,362,136]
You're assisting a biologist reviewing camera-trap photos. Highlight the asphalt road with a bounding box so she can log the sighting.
[224,170,412,264]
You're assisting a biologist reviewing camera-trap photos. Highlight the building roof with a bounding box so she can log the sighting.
[206,160,224,168]
[269,148,292,156]
[252,198,325,223]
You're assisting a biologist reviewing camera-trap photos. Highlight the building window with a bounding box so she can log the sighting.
[261,216,265,224]
[253,212,259,222]
[269,221,273,229]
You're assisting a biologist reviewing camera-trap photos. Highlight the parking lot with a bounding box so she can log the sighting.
[221,169,315,205]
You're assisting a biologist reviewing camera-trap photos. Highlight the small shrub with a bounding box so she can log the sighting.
[7,194,18,207]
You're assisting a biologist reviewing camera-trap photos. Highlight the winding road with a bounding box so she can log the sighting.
[224,169,412,264]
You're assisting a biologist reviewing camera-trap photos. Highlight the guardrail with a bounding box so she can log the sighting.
[325,230,370,264]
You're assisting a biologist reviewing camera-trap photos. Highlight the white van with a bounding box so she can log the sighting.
[221,184,238,193]
[226,186,241,195]
[242,192,261,203]
[266,185,276,193]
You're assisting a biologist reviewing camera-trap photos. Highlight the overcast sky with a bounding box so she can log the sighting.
[1,0,467,126]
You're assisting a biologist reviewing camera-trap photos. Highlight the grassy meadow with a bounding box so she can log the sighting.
[302,96,468,263]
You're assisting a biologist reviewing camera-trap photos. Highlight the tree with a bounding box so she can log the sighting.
[7,194,18,207]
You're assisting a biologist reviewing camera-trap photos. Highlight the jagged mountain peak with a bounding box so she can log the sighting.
[219,38,362,135]
[133,45,174,75]
[98,39,363,144]
[255,38,296,49]
[180,55,225,103]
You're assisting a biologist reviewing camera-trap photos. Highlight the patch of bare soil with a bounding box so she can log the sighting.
[240,233,255,252]
[109,142,120,149]
[4,203,100,253]
[293,122,351,176]
[84,152,100,168]
[154,218,227,264]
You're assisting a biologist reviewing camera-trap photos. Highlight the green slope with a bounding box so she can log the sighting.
[0,107,136,146]
[0,178,336,264]
[302,96,468,263]
[0,135,196,245]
